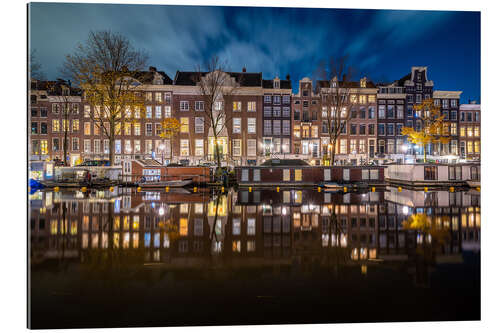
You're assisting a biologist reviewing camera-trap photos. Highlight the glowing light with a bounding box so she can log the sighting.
[402,206,409,215]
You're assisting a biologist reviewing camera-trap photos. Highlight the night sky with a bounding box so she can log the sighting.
[29,3,480,103]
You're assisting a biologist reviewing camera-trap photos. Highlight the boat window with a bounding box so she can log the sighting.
[324,168,331,181]
[253,169,261,182]
[283,169,290,181]
[424,166,437,180]
[241,169,249,182]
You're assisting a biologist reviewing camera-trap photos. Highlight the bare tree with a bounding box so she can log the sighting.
[193,56,239,171]
[314,56,355,165]
[62,31,148,165]
[29,49,45,80]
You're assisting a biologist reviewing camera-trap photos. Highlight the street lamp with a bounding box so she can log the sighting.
[402,144,408,164]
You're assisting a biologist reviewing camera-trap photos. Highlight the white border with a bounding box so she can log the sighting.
[1,1,498,333]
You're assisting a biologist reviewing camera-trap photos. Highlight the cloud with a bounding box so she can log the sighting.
[29,3,474,97]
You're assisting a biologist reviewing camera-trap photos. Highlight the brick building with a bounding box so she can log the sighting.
[29,65,479,167]
[459,102,481,160]
[30,79,83,165]
[262,75,293,160]
[376,83,406,162]
[291,78,322,164]
[433,90,462,156]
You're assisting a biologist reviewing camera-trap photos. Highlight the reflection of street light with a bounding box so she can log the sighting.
[402,145,408,164]
[402,206,409,215]
[158,207,165,216]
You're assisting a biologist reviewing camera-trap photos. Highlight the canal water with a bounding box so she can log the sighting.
[29,187,480,329]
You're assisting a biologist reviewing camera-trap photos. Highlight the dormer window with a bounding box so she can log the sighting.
[331,81,337,88]
[417,72,422,81]
[273,79,280,89]
[154,79,162,85]
[360,78,367,88]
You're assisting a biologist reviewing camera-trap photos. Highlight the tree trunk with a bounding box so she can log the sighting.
[213,133,222,169]
[330,139,336,166]
[63,128,68,166]
[109,132,115,166]
[423,145,427,163]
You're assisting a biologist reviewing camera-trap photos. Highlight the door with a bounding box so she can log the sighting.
[369,140,375,158]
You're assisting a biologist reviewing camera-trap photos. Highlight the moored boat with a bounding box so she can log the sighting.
[136,179,193,188]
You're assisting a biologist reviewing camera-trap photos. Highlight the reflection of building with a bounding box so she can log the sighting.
[30,188,480,277]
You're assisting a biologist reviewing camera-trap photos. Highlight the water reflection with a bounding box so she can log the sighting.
[30,187,480,281]
[29,187,481,328]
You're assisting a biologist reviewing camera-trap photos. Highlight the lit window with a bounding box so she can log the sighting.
[52,119,60,132]
[232,139,241,156]
[248,118,256,134]
[295,169,302,181]
[233,101,241,112]
[180,117,189,133]
[180,139,189,156]
[195,139,204,156]
[233,118,241,134]
[40,140,48,155]
[155,106,162,118]
[247,101,256,112]
[247,139,256,156]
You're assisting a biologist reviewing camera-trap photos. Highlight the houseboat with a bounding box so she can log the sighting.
[122,159,210,186]
[40,166,122,188]
[385,163,480,188]
[235,159,386,188]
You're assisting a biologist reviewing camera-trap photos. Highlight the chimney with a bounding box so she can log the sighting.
[286,74,290,81]
[149,66,157,72]
[242,67,246,73]
[342,74,346,82]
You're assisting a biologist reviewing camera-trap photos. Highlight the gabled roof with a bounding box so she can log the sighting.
[30,79,82,96]
[396,73,411,87]
[173,71,263,87]
[262,79,292,90]
[133,70,173,85]
[315,79,376,90]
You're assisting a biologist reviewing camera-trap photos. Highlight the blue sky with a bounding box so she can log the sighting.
[29,3,480,102]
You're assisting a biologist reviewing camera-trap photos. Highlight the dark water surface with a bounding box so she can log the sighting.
[29,187,480,329]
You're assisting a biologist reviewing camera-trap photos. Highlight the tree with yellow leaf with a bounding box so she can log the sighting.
[158,118,180,164]
[63,31,148,165]
[401,98,449,162]
[403,213,450,246]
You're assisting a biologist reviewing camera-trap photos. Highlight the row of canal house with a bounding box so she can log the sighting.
[30,188,479,271]
[29,66,479,167]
